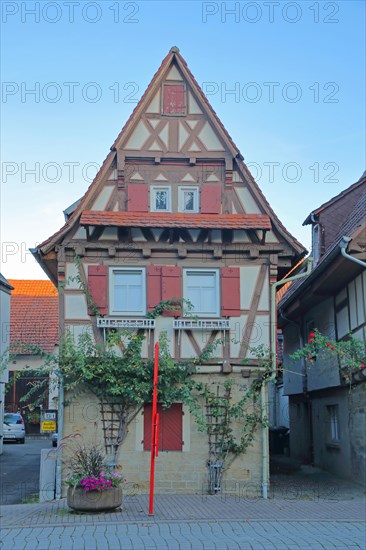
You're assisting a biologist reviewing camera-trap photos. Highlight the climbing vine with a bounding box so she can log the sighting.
[11,257,271,491]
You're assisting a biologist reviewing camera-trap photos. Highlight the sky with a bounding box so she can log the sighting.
[1,0,365,280]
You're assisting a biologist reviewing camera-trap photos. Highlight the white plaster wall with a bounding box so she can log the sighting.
[64,293,89,320]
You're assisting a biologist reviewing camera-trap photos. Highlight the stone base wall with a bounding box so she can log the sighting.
[61,373,264,496]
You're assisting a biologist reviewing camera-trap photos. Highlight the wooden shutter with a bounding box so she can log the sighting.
[161,266,182,316]
[221,267,240,317]
[147,266,162,312]
[201,185,221,214]
[163,84,185,114]
[127,184,148,212]
[143,403,183,451]
[87,265,108,315]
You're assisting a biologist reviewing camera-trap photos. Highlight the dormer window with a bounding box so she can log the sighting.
[151,186,171,212]
[162,83,186,115]
[178,186,199,213]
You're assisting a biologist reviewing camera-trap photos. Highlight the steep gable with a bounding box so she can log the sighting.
[34,47,306,283]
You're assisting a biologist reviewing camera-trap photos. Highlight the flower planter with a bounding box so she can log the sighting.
[67,486,122,512]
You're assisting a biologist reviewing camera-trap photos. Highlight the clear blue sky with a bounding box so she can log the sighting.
[1,0,365,279]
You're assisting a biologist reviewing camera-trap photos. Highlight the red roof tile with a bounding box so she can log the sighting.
[8,279,57,296]
[80,211,272,230]
[9,280,58,354]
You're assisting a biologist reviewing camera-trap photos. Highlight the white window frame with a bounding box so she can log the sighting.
[178,186,199,213]
[151,186,171,212]
[109,267,146,316]
[183,268,220,318]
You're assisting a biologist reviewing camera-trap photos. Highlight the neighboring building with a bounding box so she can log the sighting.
[32,47,305,493]
[0,274,13,454]
[279,174,366,485]
[5,280,59,430]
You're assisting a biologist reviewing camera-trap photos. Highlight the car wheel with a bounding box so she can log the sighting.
[52,441,57,447]
[19,438,25,444]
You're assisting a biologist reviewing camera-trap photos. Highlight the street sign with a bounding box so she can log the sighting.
[40,410,57,433]
[41,420,57,431]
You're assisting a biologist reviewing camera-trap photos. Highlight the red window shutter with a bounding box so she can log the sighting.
[87,265,108,315]
[127,184,148,212]
[143,403,183,451]
[221,267,240,317]
[161,266,182,316]
[201,185,221,214]
[147,266,162,312]
[163,84,185,114]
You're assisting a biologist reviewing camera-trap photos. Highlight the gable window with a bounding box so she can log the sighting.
[110,268,146,316]
[162,83,186,115]
[178,186,199,213]
[144,403,183,451]
[183,269,220,317]
[326,404,340,443]
[151,186,171,212]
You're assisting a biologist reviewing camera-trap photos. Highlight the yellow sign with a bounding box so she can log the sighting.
[42,421,56,432]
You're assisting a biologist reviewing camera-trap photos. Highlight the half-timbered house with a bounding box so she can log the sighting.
[33,47,305,494]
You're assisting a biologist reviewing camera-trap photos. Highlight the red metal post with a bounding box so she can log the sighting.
[148,342,159,515]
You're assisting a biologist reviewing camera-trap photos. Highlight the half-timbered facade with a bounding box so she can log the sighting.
[33,47,305,494]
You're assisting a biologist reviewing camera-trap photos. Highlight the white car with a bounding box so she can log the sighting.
[3,412,25,444]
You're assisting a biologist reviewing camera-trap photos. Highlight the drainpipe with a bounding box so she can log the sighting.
[340,236,366,268]
[55,373,64,500]
[261,256,313,499]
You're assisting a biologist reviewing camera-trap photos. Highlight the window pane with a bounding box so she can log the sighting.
[185,271,217,315]
[155,190,167,210]
[184,191,194,211]
[114,270,143,313]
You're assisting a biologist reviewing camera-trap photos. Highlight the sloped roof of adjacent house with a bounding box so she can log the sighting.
[8,280,59,354]
[34,47,306,268]
[303,173,366,225]
[278,173,366,311]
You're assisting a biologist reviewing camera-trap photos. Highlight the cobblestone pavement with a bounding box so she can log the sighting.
[1,520,365,550]
[1,492,365,550]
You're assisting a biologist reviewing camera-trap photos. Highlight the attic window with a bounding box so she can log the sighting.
[162,83,186,115]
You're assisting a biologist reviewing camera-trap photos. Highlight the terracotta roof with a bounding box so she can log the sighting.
[9,280,58,354]
[80,211,272,230]
[8,279,57,296]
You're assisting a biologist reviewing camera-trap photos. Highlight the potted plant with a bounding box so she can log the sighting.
[64,437,124,512]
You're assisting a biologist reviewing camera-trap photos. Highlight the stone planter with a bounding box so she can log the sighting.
[67,486,123,512]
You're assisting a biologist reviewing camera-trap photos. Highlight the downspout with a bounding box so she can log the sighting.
[261,256,313,499]
[340,236,366,268]
[55,373,64,500]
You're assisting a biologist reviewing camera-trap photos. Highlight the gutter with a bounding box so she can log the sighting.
[340,236,366,268]
[261,257,313,499]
